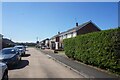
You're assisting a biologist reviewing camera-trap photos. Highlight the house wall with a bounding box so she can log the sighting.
[67,33,71,38]
[61,32,77,40]
[60,36,63,42]
[51,38,55,42]
[45,39,49,48]
[60,32,76,42]
[77,23,101,35]
[73,32,77,37]
[58,32,77,50]
[63,34,67,39]
[49,38,56,49]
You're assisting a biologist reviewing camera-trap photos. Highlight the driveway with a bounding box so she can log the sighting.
[8,48,83,78]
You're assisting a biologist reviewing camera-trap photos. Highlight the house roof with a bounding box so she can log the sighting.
[60,20,100,36]
[3,38,14,44]
[40,38,49,43]
[50,20,101,39]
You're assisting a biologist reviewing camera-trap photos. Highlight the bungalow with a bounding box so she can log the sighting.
[2,38,15,48]
[39,38,50,49]
[49,34,60,50]
[49,20,101,50]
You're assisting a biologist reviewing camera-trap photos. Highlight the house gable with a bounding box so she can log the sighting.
[77,22,101,35]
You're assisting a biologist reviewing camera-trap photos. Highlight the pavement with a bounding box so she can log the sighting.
[39,48,120,78]
[8,48,83,78]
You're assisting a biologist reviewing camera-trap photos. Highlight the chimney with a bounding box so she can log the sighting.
[76,22,78,27]
[58,32,60,34]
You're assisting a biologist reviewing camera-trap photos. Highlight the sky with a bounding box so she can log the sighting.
[1,0,120,2]
[1,2,119,42]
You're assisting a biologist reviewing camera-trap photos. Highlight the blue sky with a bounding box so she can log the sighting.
[2,2,118,42]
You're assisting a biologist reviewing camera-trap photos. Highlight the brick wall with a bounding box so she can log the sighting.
[77,23,101,35]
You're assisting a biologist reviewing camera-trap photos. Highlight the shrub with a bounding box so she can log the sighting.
[63,28,120,74]
[63,38,76,59]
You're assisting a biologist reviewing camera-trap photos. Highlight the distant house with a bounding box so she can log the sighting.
[2,38,15,48]
[0,34,3,50]
[39,38,49,48]
[49,34,59,50]
[0,34,15,49]
[49,20,101,50]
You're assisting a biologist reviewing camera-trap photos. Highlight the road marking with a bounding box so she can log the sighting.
[46,54,52,58]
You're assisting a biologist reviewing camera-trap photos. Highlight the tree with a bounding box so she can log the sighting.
[36,41,39,44]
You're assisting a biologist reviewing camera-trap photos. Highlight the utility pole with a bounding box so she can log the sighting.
[75,18,78,26]
[36,37,39,44]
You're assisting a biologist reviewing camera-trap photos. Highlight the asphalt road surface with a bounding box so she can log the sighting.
[8,48,83,78]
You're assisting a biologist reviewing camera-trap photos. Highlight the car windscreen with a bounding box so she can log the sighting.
[0,49,16,54]
[16,47,23,49]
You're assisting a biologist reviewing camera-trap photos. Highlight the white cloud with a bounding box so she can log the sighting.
[13,40,36,43]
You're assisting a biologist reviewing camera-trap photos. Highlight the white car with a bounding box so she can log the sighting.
[0,62,8,80]
[14,45,26,56]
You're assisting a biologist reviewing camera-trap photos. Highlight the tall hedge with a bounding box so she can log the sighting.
[63,28,120,74]
[64,38,76,58]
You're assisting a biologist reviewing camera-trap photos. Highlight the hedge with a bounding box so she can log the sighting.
[63,28,120,74]
[64,38,76,58]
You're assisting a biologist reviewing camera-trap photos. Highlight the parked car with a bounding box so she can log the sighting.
[0,62,8,80]
[25,46,28,50]
[0,47,21,67]
[40,45,46,50]
[14,45,26,56]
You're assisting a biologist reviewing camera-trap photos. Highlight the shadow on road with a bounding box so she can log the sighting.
[22,54,31,57]
[8,60,29,70]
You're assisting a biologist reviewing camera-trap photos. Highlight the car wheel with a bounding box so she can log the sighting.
[2,70,8,80]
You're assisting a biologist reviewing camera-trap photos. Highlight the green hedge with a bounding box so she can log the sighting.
[63,28,120,74]
[64,38,76,58]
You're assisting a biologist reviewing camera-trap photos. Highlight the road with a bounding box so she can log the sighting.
[40,49,119,78]
[8,48,83,78]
